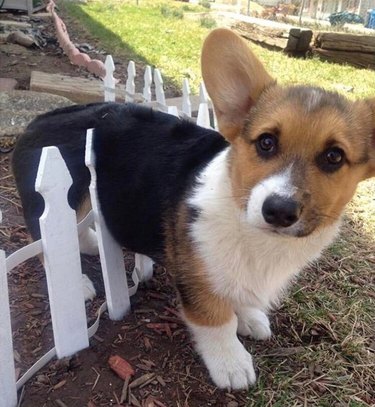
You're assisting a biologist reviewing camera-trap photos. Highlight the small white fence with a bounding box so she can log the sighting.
[0,56,216,407]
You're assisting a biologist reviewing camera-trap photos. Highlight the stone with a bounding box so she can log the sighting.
[0,78,18,92]
[0,90,74,138]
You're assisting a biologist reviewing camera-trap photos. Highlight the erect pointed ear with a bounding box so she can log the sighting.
[201,28,274,141]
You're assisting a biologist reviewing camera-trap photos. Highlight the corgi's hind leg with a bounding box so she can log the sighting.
[236,306,272,340]
[77,196,99,256]
[79,227,99,256]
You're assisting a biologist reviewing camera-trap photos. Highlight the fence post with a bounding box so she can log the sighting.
[197,82,211,129]
[125,61,136,103]
[104,55,116,102]
[154,68,166,107]
[143,66,152,103]
[85,129,131,320]
[35,147,89,358]
[0,211,17,407]
[167,106,179,117]
[182,78,192,117]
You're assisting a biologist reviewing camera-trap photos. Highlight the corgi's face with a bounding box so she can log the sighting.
[202,29,375,238]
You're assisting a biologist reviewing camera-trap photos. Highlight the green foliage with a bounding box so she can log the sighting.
[160,5,184,19]
[199,0,211,9]
[200,16,216,29]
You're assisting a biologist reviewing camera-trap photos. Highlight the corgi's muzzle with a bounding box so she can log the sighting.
[246,167,311,237]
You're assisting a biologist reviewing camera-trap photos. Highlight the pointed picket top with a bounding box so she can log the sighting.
[104,55,116,102]
[143,65,153,103]
[197,102,211,129]
[154,68,166,106]
[125,60,136,103]
[168,106,179,117]
[199,82,209,104]
[182,78,192,117]
[35,147,72,196]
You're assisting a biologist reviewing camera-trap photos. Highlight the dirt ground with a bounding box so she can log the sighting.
[0,7,248,407]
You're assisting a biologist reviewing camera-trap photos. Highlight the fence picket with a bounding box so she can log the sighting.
[182,78,192,117]
[167,106,179,117]
[85,129,131,320]
[0,209,17,407]
[35,147,89,358]
[199,82,209,104]
[154,68,166,106]
[104,55,116,102]
[143,66,152,103]
[125,61,136,103]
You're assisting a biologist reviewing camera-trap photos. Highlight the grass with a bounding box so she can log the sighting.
[63,0,375,99]
[62,1,375,405]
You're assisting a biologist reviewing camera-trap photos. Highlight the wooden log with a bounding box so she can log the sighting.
[313,48,375,69]
[30,71,125,104]
[315,32,375,53]
[233,21,312,54]
[233,22,289,50]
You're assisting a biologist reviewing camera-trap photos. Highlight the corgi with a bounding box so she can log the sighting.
[12,28,375,389]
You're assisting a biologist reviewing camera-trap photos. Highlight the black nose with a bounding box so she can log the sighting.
[262,195,301,228]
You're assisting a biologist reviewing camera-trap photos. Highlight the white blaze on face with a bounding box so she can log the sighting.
[246,167,295,229]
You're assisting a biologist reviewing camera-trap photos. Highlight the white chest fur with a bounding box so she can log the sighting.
[188,149,340,310]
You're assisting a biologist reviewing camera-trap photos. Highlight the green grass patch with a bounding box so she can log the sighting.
[63,0,375,99]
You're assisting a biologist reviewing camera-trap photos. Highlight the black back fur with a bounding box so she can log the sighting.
[12,103,228,262]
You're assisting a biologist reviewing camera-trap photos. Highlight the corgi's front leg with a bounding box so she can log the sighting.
[182,300,256,389]
[236,306,272,340]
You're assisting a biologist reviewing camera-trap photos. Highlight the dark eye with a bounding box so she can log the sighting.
[256,133,278,158]
[317,147,345,173]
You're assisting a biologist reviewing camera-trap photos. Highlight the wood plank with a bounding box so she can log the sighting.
[30,71,125,104]
[233,22,312,54]
[313,48,375,69]
[315,32,375,53]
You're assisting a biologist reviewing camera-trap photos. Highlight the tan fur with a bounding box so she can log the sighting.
[201,28,274,141]
[165,204,234,327]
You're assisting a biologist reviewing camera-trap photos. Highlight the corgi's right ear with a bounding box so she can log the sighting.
[201,28,274,141]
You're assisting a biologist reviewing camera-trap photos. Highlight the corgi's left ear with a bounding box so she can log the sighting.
[201,28,274,141]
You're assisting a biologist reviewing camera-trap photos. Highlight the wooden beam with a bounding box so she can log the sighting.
[30,71,126,104]
[315,32,375,53]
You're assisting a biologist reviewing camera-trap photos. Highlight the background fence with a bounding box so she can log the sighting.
[0,56,216,407]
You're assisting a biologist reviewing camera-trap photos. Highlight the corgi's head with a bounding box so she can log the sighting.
[202,28,375,237]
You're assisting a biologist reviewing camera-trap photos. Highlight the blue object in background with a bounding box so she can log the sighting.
[366,9,375,29]
[329,11,364,26]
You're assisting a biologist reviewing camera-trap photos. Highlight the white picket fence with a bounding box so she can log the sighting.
[0,56,216,407]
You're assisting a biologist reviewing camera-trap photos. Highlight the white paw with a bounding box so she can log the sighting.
[79,228,99,256]
[237,308,272,340]
[204,340,257,389]
[82,274,96,301]
[189,316,256,389]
